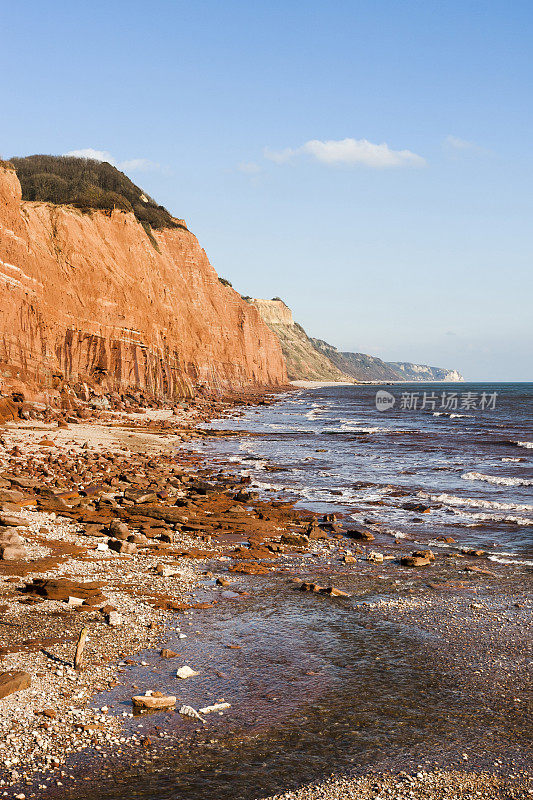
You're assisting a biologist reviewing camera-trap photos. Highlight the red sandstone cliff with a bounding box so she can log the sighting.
[0,165,287,401]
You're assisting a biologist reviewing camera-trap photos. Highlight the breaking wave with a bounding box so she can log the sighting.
[419,491,533,514]
[461,472,533,487]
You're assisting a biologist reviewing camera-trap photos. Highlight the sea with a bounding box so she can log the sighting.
[65,383,532,800]
[201,382,533,566]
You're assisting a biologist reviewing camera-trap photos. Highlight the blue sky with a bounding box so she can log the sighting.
[2,0,532,380]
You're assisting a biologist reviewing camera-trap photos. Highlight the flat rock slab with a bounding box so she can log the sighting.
[0,670,31,700]
[24,578,106,601]
[132,693,176,710]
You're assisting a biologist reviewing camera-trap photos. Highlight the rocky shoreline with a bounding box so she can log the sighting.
[0,390,531,799]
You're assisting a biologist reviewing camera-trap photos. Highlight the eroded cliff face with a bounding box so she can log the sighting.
[249,298,351,382]
[0,166,286,401]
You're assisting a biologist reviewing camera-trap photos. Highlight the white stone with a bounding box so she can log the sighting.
[176,666,199,679]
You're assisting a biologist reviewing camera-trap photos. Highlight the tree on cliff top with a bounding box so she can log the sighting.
[10,154,184,231]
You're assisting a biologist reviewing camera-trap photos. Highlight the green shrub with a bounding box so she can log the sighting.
[10,154,183,231]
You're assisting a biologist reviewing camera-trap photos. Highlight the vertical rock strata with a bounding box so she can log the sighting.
[0,166,286,399]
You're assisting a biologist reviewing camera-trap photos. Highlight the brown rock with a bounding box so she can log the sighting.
[319,586,351,597]
[108,539,137,554]
[0,670,31,699]
[412,549,435,561]
[0,513,29,527]
[281,533,309,547]
[0,398,19,424]
[400,555,432,567]
[24,578,106,602]
[464,565,496,577]
[0,489,24,503]
[345,526,375,541]
[160,649,178,658]
[0,544,26,560]
[132,693,176,710]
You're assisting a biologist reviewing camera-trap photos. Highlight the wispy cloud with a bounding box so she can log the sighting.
[64,149,160,172]
[237,161,262,174]
[443,136,491,156]
[264,138,426,168]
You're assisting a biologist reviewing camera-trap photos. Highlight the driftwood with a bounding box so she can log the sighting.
[74,626,89,670]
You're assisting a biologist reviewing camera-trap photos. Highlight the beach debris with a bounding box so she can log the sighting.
[160,649,178,658]
[176,665,200,679]
[199,702,231,714]
[132,691,176,710]
[179,704,205,722]
[0,671,31,700]
[367,551,384,563]
[74,626,89,671]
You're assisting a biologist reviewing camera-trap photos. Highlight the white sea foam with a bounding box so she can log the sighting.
[488,555,533,566]
[341,425,383,433]
[513,441,533,449]
[462,472,533,487]
[419,491,533,513]
[501,457,523,462]
[459,512,533,526]
[432,412,472,418]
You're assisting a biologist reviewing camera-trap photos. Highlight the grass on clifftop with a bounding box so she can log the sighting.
[10,155,183,231]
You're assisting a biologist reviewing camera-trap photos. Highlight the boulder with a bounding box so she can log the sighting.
[108,519,130,539]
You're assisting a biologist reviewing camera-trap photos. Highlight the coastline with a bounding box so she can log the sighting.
[0,389,531,799]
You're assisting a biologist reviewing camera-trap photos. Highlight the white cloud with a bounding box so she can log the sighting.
[237,161,262,174]
[65,148,116,164]
[64,149,160,172]
[264,138,426,168]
